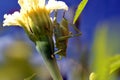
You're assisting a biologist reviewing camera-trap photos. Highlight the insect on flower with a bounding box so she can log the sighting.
[53,11,82,59]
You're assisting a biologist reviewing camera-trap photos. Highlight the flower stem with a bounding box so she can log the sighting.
[36,36,63,80]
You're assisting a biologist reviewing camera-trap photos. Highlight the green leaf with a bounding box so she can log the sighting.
[109,54,120,74]
[73,0,88,24]
[92,26,109,80]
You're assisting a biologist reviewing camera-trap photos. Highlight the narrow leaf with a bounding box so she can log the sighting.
[73,0,88,24]
[109,54,120,74]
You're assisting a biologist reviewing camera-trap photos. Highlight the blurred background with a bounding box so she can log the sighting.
[0,0,120,80]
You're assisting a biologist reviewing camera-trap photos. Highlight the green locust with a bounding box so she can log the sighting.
[53,11,82,59]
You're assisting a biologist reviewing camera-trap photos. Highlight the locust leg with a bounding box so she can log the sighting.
[54,49,62,55]
[62,11,81,33]
[53,10,58,23]
[57,32,82,41]
[57,56,62,60]
[54,49,63,60]
[69,23,81,33]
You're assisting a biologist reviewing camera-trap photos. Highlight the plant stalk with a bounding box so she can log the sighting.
[36,36,63,80]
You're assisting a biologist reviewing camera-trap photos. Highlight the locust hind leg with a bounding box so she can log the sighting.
[57,32,82,41]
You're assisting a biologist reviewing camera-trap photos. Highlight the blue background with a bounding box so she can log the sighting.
[1,0,120,44]
[0,0,120,79]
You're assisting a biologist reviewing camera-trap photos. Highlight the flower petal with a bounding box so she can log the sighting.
[18,0,29,9]
[38,0,45,8]
[18,0,31,13]
[46,0,68,11]
[3,11,23,27]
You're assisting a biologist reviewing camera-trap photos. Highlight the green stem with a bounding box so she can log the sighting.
[36,36,63,80]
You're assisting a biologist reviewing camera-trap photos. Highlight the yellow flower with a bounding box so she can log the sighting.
[3,0,68,41]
